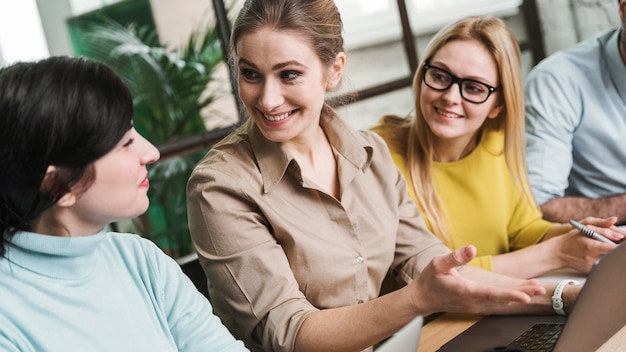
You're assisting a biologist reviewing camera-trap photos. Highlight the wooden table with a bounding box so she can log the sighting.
[417,313,479,352]
[597,325,626,351]
[417,313,626,352]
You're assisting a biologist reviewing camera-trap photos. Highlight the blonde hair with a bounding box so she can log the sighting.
[380,16,528,244]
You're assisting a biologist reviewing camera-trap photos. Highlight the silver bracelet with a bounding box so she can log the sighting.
[552,279,580,316]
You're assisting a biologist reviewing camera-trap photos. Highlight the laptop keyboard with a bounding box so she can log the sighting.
[506,323,564,352]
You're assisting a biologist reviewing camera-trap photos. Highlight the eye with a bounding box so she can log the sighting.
[122,138,135,147]
[430,70,449,83]
[463,82,488,95]
[240,68,261,81]
[280,70,302,80]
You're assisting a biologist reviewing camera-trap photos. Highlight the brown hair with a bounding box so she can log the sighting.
[231,0,344,68]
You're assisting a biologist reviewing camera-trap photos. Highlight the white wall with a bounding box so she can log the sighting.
[35,0,73,57]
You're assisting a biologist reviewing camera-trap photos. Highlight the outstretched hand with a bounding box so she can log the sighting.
[408,246,545,316]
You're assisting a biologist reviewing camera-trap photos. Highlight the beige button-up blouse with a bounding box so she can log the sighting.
[187,107,449,351]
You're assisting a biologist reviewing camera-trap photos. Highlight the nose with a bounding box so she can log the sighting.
[258,78,284,112]
[139,135,160,165]
[441,82,463,104]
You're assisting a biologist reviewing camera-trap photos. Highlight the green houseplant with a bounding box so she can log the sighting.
[73,17,224,258]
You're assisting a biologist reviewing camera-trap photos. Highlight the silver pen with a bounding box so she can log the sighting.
[569,220,614,244]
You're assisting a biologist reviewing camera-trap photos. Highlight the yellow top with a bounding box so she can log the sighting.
[382,129,553,270]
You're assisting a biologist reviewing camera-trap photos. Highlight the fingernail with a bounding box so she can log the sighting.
[463,246,472,257]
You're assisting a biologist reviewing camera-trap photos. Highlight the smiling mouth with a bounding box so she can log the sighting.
[263,110,293,122]
[435,107,462,119]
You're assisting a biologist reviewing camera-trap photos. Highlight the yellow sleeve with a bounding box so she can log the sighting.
[468,255,494,271]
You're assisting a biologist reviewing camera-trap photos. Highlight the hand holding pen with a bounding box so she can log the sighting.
[569,220,615,244]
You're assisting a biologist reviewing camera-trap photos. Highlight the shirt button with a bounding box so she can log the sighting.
[356,256,364,264]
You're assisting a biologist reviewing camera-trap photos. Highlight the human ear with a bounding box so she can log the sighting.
[326,52,346,90]
[42,165,76,207]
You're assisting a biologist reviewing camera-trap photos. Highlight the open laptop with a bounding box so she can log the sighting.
[437,242,626,352]
[376,315,423,352]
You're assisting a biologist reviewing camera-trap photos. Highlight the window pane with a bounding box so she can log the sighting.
[0,0,49,65]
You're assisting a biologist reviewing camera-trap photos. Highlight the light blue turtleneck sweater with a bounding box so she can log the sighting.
[0,230,248,352]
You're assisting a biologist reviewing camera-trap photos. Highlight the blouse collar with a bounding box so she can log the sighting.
[248,106,373,193]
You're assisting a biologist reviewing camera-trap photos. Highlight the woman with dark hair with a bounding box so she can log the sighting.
[186,1,579,351]
[0,56,248,351]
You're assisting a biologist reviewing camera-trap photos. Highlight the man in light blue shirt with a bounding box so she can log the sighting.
[524,0,626,225]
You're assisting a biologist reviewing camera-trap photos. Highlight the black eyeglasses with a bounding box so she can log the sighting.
[422,64,499,104]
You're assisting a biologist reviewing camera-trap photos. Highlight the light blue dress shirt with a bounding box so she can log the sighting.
[525,28,626,205]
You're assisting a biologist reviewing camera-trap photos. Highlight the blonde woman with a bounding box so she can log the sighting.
[373,16,623,279]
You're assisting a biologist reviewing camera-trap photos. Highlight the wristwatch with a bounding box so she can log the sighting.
[552,279,580,316]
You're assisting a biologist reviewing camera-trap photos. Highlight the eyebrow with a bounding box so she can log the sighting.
[431,62,496,86]
[238,58,307,71]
